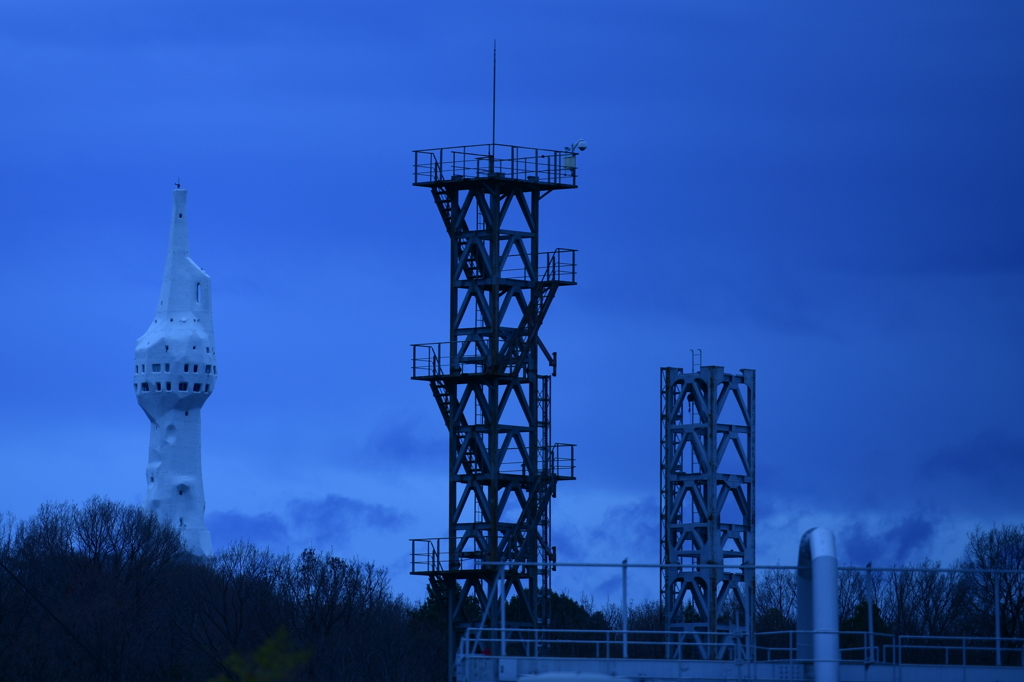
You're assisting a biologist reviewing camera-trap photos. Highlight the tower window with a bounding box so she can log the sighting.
[178,213,182,218]
[155,383,161,392]
[134,365,138,373]
[193,364,198,372]
[196,283,201,303]
[205,384,210,392]
[165,345,169,352]
[165,382,171,390]
[141,383,149,391]
[206,347,210,353]
[179,382,188,391]
[213,366,217,374]
[152,364,160,372]
[164,363,170,372]
[205,365,211,373]
[183,364,189,372]
[193,383,201,392]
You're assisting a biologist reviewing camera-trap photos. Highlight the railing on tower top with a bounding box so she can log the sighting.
[413,144,578,187]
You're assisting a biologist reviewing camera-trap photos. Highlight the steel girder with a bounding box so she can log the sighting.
[412,173,576,673]
[661,365,756,660]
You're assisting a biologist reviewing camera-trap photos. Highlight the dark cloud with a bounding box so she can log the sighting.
[839,514,938,566]
[366,421,445,464]
[287,494,409,546]
[917,431,1024,520]
[206,495,410,554]
[559,497,660,565]
[207,510,291,552]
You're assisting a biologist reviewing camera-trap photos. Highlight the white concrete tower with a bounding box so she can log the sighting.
[134,187,217,555]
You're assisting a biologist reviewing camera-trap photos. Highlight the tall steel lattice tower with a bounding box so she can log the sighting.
[410,144,579,673]
[661,363,756,659]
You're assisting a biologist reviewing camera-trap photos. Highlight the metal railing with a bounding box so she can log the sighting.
[543,443,575,479]
[446,560,1024,670]
[457,626,1024,668]
[410,537,448,574]
[411,341,490,378]
[410,535,493,575]
[501,248,577,284]
[411,342,448,378]
[413,144,578,186]
[458,625,746,661]
[412,337,563,379]
[753,630,1024,667]
[496,443,576,479]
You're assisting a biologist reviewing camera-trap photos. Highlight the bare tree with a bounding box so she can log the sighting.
[755,568,796,632]
[961,525,1024,642]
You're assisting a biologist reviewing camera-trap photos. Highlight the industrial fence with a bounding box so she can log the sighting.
[452,561,1024,668]
[458,626,1024,668]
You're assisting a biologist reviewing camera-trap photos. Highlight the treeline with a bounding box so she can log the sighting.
[0,497,447,682]
[756,525,1024,638]
[3,498,1022,678]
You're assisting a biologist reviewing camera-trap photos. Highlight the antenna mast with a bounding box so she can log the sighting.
[491,41,496,146]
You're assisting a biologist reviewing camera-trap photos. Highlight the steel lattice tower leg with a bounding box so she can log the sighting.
[409,144,578,679]
[661,365,756,660]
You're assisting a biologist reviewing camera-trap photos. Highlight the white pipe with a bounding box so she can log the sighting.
[622,558,628,658]
[797,528,839,682]
[500,566,507,657]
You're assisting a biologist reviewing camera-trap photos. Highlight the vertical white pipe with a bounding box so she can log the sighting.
[622,558,629,658]
[995,572,1002,666]
[796,552,814,662]
[798,528,839,682]
[500,565,507,657]
[866,562,875,663]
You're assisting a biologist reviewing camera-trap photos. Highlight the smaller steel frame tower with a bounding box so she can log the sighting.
[661,364,755,659]
[409,143,579,675]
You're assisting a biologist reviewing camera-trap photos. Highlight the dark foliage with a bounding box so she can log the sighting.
[4,500,1022,678]
[0,498,444,682]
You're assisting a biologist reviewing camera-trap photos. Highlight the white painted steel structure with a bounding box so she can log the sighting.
[661,365,755,656]
[134,188,217,555]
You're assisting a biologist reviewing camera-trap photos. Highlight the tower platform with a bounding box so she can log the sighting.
[413,143,578,189]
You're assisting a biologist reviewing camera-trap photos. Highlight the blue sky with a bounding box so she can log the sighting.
[1,0,1021,601]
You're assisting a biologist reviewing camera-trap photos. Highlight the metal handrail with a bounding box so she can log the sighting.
[458,625,747,661]
[445,560,1024,670]
[455,626,1024,668]
[413,144,578,186]
[493,443,576,479]
[411,342,448,378]
[500,248,577,284]
[409,537,446,574]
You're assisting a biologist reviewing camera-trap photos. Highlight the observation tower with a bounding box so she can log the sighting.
[409,142,582,673]
[134,187,218,556]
